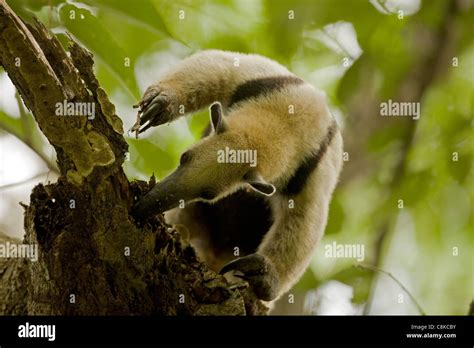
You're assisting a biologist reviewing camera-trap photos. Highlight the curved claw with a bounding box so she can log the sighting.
[132,93,172,135]
[140,95,168,124]
[219,253,267,276]
[137,120,154,134]
[220,253,280,301]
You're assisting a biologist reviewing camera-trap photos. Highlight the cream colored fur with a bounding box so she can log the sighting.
[147,50,343,301]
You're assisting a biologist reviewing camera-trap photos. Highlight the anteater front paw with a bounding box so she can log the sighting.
[132,85,175,134]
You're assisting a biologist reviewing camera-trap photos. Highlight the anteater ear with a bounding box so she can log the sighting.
[244,170,276,197]
[209,102,228,134]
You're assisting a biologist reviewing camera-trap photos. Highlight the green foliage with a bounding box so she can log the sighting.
[0,110,23,138]
[59,3,140,98]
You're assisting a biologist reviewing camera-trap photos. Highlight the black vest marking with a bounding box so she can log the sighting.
[193,189,273,256]
[229,76,304,108]
[281,120,338,196]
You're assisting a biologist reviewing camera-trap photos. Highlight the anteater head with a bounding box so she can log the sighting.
[132,102,276,221]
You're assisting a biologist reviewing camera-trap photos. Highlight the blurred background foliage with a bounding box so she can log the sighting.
[0,0,472,315]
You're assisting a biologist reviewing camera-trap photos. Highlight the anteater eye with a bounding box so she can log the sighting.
[179,151,193,165]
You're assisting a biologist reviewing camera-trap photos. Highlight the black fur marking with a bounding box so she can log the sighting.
[192,189,273,257]
[229,76,304,108]
[281,120,338,196]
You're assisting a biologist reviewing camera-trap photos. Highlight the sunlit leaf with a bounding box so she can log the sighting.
[83,0,171,37]
[58,3,140,98]
[0,111,23,139]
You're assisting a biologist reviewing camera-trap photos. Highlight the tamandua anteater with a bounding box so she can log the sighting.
[132,50,343,302]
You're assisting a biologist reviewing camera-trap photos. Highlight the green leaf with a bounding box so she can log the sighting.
[58,3,139,98]
[126,138,175,179]
[293,268,318,291]
[153,0,260,50]
[333,267,374,304]
[0,111,23,139]
[83,0,171,37]
[187,110,209,140]
[336,56,366,105]
[325,194,345,235]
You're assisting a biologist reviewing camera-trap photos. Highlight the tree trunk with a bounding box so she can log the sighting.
[0,0,266,316]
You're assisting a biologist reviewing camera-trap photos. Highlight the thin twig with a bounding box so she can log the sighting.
[356,264,426,315]
[15,91,32,145]
[0,94,58,174]
[0,171,55,191]
[0,125,59,175]
[378,0,391,15]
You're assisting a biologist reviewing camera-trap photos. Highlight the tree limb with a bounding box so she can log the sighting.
[0,0,265,316]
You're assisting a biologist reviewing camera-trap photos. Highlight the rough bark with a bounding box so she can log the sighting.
[0,0,266,315]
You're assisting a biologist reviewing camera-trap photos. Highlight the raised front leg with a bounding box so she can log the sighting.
[131,50,291,135]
